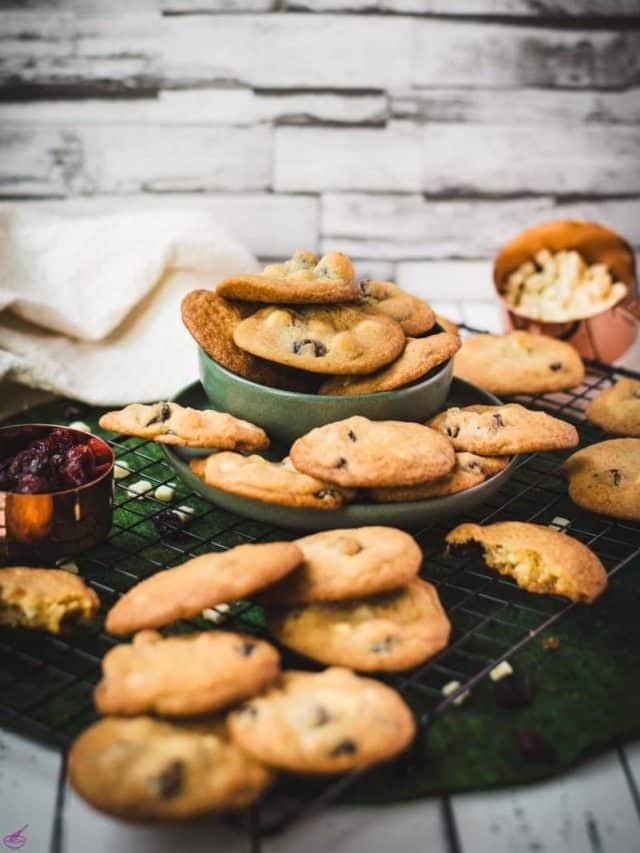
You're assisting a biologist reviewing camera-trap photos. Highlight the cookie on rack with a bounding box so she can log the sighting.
[261,527,423,604]
[68,716,273,820]
[105,541,303,635]
[267,579,450,672]
[98,402,268,451]
[290,415,455,488]
[217,249,359,304]
[233,304,406,375]
[585,378,640,437]
[181,290,315,392]
[227,667,415,773]
[453,331,585,395]
[0,567,99,634]
[190,453,355,510]
[369,452,508,502]
[561,438,640,523]
[357,279,436,336]
[318,333,460,396]
[445,521,608,603]
[427,404,578,455]
[94,629,280,717]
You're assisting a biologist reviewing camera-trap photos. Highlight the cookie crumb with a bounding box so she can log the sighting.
[442,680,470,706]
[542,636,560,651]
[489,660,513,682]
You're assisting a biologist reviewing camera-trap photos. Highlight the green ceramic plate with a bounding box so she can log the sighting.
[162,379,518,532]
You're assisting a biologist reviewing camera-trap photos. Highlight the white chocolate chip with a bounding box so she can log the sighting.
[68,420,91,433]
[549,516,571,531]
[176,505,195,521]
[202,603,230,624]
[57,560,79,574]
[442,680,470,706]
[154,484,175,502]
[489,661,514,682]
[113,460,131,480]
[127,479,153,498]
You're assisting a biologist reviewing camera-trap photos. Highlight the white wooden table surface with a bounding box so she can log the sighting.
[1,298,640,853]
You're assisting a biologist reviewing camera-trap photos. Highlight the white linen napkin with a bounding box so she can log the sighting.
[0,207,257,406]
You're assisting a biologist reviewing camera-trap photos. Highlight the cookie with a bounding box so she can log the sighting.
[318,333,460,396]
[561,438,640,522]
[181,290,315,392]
[94,629,280,717]
[446,521,607,603]
[105,541,303,635]
[227,667,415,774]
[585,378,640,437]
[370,452,508,502]
[435,315,460,337]
[357,280,435,336]
[0,567,99,634]
[98,402,268,451]
[217,249,359,304]
[190,453,354,510]
[260,527,423,604]
[427,404,578,455]
[290,416,456,488]
[267,580,450,672]
[233,304,405,375]
[67,716,273,820]
[453,331,585,395]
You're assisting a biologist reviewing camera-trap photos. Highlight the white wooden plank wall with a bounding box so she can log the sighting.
[1,0,639,315]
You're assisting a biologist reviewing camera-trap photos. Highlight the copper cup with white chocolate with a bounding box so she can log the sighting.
[493,220,638,362]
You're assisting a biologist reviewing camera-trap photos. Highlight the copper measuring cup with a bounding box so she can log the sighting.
[493,220,639,362]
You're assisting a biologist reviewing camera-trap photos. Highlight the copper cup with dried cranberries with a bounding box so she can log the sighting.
[0,424,114,561]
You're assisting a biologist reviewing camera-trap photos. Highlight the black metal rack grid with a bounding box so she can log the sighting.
[1,324,639,841]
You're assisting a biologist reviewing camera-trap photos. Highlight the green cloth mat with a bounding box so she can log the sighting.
[3,397,640,802]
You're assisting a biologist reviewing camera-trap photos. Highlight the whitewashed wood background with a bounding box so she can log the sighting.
[1,0,639,312]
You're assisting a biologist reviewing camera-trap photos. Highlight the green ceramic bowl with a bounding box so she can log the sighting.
[162,379,518,532]
[198,328,454,445]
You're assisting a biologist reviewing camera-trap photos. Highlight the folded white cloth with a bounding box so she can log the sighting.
[0,207,257,406]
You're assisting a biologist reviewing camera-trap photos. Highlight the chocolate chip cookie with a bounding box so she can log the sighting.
[290,416,456,487]
[0,567,99,634]
[369,452,508,502]
[261,527,423,603]
[227,667,415,773]
[318,333,460,396]
[105,541,303,635]
[428,404,578,455]
[357,279,435,336]
[585,378,640,437]
[233,305,406,375]
[217,249,359,304]
[181,290,314,392]
[267,579,450,672]
[561,438,640,522]
[94,629,280,717]
[446,521,608,603]
[190,453,354,510]
[99,402,269,451]
[454,331,585,396]
[68,716,273,820]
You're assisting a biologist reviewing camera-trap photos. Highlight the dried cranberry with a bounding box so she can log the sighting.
[86,437,111,465]
[61,444,96,487]
[47,428,78,455]
[8,446,49,479]
[15,473,52,494]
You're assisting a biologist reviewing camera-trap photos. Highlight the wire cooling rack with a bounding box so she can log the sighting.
[0,324,639,843]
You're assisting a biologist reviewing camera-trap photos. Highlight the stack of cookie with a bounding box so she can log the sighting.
[261,526,452,673]
[67,538,418,821]
[181,249,460,396]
